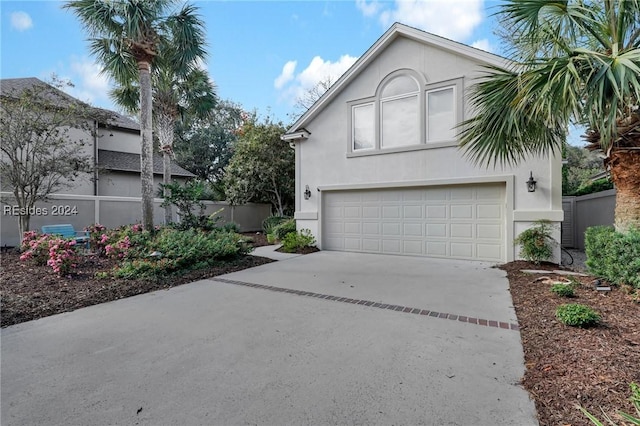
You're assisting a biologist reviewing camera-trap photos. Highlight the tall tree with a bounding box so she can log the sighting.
[459,0,640,232]
[112,66,216,223]
[65,0,207,230]
[0,78,97,238]
[224,115,294,215]
[174,99,245,184]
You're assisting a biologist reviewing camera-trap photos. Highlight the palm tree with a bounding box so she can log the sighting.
[459,0,640,232]
[112,66,217,224]
[64,0,207,230]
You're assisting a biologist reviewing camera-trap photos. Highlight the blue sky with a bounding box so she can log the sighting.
[1,0,508,126]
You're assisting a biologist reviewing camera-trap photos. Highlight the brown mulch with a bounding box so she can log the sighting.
[2,238,639,426]
[502,261,640,426]
[1,233,275,328]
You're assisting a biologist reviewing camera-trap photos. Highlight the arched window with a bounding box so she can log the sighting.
[380,75,419,149]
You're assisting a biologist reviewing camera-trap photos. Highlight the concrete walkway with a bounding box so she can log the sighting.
[250,243,302,261]
[1,251,538,426]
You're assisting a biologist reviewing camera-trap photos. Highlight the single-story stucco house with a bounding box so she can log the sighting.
[282,23,563,263]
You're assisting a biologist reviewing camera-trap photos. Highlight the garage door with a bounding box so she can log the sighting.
[322,184,505,261]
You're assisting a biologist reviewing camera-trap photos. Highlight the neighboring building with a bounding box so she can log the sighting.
[1,77,194,198]
[282,23,563,263]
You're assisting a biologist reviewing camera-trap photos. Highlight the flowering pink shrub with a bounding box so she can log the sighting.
[20,232,80,276]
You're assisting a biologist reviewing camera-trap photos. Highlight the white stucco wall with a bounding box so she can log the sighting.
[292,33,562,262]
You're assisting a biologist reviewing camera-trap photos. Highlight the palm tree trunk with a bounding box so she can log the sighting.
[156,112,174,224]
[139,61,155,230]
[163,152,172,224]
[609,150,640,233]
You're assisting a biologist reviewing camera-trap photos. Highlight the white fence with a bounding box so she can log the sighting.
[1,192,271,247]
[562,189,616,250]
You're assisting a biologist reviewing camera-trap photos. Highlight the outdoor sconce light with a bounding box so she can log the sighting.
[526,172,537,192]
[304,185,312,200]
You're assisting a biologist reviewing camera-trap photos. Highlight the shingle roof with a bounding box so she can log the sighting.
[98,150,195,177]
[1,77,140,131]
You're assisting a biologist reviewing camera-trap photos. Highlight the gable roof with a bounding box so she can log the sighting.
[1,77,139,131]
[98,150,195,177]
[284,22,510,137]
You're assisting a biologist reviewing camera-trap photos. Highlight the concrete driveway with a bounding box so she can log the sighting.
[1,251,537,426]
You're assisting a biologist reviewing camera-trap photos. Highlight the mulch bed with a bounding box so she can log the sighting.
[502,261,640,426]
[2,238,639,426]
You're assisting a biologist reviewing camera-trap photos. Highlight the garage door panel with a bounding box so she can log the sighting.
[403,205,423,218]
[323,184,505,261]
[362,206,380,218]
[451,205,473,219]
[403,223,423,236]
[344,238,361,250]
[426,241,448,256]
[403,240,423,255]
[382,239,401,253]
[451,223,473,238]
[426,223,447,237]
[426,205,447,219]
[477,224,501,240]
[477,243,502,260]
[382,206,401,218]
[362,239,380,251]
[450,187,474,200]
[451,242,473,258]
[344,222,361,234]
[382,223,401,236]
[477,204,502,219]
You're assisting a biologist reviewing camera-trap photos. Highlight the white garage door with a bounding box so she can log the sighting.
[322,184,505,261]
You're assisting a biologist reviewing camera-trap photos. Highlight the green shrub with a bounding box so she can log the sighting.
[219,222,240,233]
[585,226,640,289]
[571,178,614,196]
[580,382,640,425]
[555,304,600,328]
[514,219,557,264]
[281,229,316,253]
[272,219,296,241]
[550,283,575,298]
[262,215,288,234]
[113,228,250,279]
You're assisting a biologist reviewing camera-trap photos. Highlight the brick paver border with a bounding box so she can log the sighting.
[211,278,519,332]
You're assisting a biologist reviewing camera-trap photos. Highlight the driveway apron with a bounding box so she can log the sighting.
[1,251,538,426]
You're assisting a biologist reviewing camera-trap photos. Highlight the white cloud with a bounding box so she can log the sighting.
[471,38,492,52]
[274,60,297,90]
[360,0,484,42]
[11,11,33,31]
[276,54,358,105]
[356,0,382,17]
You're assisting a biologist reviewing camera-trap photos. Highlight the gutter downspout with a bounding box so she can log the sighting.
[93,120,99,196]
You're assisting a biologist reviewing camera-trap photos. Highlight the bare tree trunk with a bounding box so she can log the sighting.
[139,62,155,230]
[609,150,640,233]
[157,112,174,224]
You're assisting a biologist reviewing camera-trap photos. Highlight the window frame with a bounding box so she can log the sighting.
[347,73,464,158]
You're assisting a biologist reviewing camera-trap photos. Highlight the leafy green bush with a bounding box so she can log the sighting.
[219,221,240,233]
[514,220,558,264]
[262,215,288,234]
[272,218,296,241]
[555,304,600,327]
[580,382,640,425]
[113,228,250,279]
[585,226,640,289]
[281,229,316,253]
[550,283,575,298]
[571,178,614,196]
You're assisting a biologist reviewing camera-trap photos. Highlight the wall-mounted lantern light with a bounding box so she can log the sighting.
[304,185,312,200]
[526,172,537,192]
